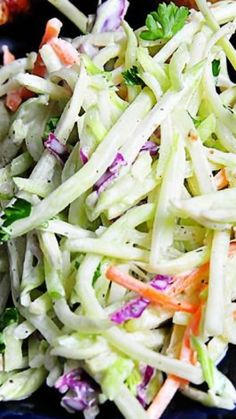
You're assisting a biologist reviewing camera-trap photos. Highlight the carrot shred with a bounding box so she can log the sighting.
[229,241,236,256]
[40,18,62,48]
[50,38,79,65]
[20,87,35,100]
[33,18,63,78]
[5,86,35,112]
[147,304,203,418]
[0,3,9,25]
[2,45,15,65]
[147,375,181,419]
[106,266,197,313]
[5,90,22,111]
[182,305,202,352]
[167,241,236,299]
[168,263,209,297]
[214,168,228,190]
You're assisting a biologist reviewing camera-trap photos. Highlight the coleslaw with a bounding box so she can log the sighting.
[0,0,236,418]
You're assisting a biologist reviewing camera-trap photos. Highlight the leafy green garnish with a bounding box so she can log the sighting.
[0,198,32,243]
[0,335,5,353]
[0,308,19,330]
[0,227,10,243]
[92,262,102,286]
[0,308,19,353]
[140,2,189,41]
[44,116,60,139]
[122,66,144,87]
[2,198,31,227]
[74,260,81,270]
[212,59,221,77]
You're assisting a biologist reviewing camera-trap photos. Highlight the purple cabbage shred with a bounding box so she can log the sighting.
[110,274,173,324]
[55,369,99,417]
[150,274,173,291]
[94,152,126,194]
[44,133,69,164]
[110,297,149,324]
[137,365,155,408]
[140,141,159,156]
[93,0,129,33]
[80,148,89,165]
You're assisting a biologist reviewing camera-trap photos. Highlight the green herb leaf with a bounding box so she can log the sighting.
[92,262,102,286]
[140,2,189,41]
[0,227,10,244]
[2,198,31,228]
[122,66,144,87]
[74,260,81,270]
[0,334,5,353]
[0,198,31,243]
[44,116,60,139]
[212,59,221,77]
[0,308,19,354]
[0,308,19,331]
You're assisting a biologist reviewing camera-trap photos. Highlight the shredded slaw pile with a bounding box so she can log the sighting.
[0,0,236,417]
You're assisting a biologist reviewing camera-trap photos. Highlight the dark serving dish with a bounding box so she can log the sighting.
[0,1,235,418]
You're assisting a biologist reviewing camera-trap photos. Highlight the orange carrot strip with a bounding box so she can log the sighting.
[32,57,47,77]
[2,45,15,65]
[5,87,34,112]
[147,375,181,419]
[106,266,197,313]
[147,304,203,418]
[50,38,79,65]
[5,90,22,112]
[168,263,209,297]
[233,311,236,320]
[168,241,236,298]
[182,305,202,353]
[20,87,35,100]
[229,241,236,256]
[33,18,63,78]
[0,3,9,25]
[214,168,228,190]
[40,18,63,48]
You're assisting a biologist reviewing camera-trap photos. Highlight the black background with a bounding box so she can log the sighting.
[0,1,235,417]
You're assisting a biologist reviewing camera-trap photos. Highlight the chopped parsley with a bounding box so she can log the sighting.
[0,198,31,243]
[0,308,19,353]
[92,262,102,286]
[44,116,60,139]
[140,2,189,41]
[122,66,144,87]
[212,59,221,77]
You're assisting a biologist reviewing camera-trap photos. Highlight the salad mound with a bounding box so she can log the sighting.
[0,0,236,418]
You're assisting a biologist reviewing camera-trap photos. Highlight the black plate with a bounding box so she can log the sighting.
[0,1,235,418]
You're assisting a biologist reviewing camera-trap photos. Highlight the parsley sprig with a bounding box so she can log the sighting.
[44,116,60,139]
[0,308,19,353]
[122,66,144,87]
[0,198,32,243]
[212,59,221,77]
[140,2,189,41]
[92,262,102,286]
